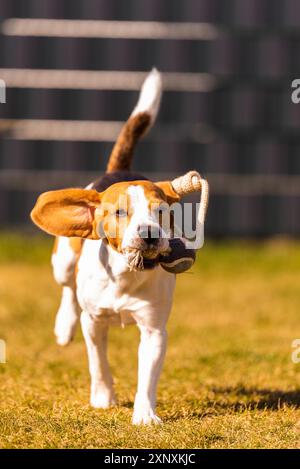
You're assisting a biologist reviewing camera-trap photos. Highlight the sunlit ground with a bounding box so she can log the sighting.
[0,233,300,448]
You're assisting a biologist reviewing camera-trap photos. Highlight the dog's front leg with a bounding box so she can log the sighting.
[132,323,168,425]
[81,311,116,409]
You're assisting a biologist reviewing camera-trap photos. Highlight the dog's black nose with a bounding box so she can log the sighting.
[138,225,161,245]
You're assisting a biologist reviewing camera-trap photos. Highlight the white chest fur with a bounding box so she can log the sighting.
[76,239,176,322]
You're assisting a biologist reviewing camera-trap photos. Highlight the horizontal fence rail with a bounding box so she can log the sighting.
[2,117,300,142]
[4,18,300,40]
[0,69,217,92]
[1,18,220,41]
[0,119,216,142]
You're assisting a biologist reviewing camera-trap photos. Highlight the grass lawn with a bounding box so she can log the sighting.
[0,233,300,448]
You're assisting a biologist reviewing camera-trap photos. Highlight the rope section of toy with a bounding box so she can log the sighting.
[171,170,209,226]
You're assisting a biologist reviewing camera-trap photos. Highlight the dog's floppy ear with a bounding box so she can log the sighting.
[31,188,102,239]
[155,181,180,204]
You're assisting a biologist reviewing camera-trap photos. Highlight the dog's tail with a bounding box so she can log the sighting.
[106,68,162,173]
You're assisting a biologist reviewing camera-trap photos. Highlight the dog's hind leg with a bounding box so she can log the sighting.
[81,311,116,409]
[52,236,82,346]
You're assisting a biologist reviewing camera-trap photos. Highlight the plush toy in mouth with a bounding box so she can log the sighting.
[159,238,196,274]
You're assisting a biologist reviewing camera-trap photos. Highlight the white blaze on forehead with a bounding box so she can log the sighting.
[127,185,150,215]
[121,185,156,250]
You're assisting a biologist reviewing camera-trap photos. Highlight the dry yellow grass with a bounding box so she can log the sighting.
[0,234,300,448]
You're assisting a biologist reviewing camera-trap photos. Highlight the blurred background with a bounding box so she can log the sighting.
[0,0,300,237]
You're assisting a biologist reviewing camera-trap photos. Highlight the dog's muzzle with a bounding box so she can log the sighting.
[124,241,170,272]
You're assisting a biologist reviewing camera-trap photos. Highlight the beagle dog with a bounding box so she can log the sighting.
[31,69,207,424]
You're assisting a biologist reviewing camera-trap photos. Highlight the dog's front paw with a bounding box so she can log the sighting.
[90,386,116,409]
[132,408,162,425]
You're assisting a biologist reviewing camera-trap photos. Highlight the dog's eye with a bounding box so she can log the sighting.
[115,208,128,217]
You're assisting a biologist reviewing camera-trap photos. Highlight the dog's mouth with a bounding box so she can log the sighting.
[123,244,170,271]
[122,234,170,271]
[123,248,158,271]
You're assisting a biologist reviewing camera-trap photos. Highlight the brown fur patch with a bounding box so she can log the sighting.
[69,237,83,255]
[106,113,151,173]
[52,237,59,254]
[69,238,84,281]
[155,181,180,204]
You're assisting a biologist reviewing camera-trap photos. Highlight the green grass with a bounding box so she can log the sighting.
[1,233,300,448]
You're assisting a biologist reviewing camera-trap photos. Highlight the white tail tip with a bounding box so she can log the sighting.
[132,68,162,124]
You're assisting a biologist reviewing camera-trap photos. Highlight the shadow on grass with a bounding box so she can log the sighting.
[121,401,134,409]
[211,386,300,411]
[164,386,300,422]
